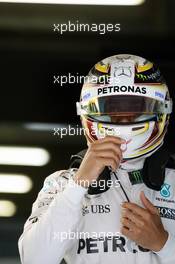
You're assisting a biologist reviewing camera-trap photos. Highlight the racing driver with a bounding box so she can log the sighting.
[18,54,175,264]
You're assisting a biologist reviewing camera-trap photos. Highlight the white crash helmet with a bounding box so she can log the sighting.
[76,54,173,160]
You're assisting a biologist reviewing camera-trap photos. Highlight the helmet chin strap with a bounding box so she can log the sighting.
[120,140,163,170]
[120,156,146,171]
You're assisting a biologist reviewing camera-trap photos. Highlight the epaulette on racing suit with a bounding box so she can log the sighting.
[18,146,175,264]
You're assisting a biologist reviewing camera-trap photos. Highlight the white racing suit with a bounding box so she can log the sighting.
[18,158,175,264]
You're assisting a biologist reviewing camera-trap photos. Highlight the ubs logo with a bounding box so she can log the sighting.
[82,204,110,216]
[114,66,132,77]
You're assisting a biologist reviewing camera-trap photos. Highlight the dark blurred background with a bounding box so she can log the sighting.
[0,0,175,263]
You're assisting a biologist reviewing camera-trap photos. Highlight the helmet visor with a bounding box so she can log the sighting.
[80,95,168,116]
